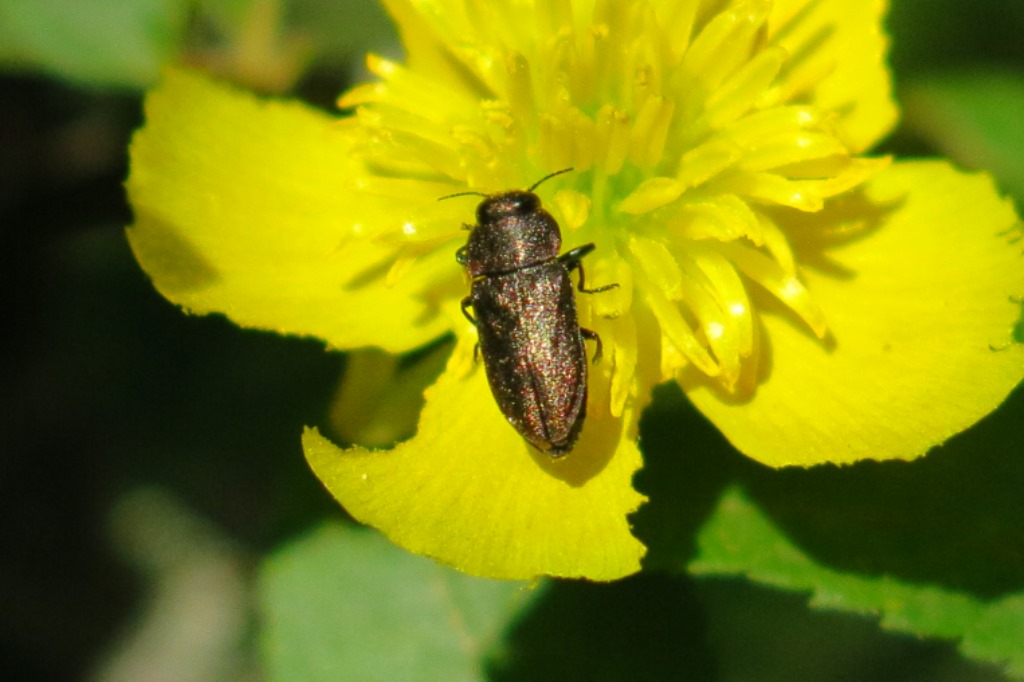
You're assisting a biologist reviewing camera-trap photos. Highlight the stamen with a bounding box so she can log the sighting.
[678,256,742,385]
[630,236,683,299]
[608,315,638,418]
[505,51,537,128]
[689,245,755,359]
[683,0,771,91]
[705,46,787,128]
[641,275,721,377]
[630,237,720,374]
[758,212,797,275]
[718,241,828,338]
[721,172,824,212]
[662,0,700,62]
[742,131,847,173]
[676,138,742,189]
[723,105,824,148]
[629,95,669,168]
[597,105,631,175]
[618,177,686,214]
[672,194,764,244]
[566,107,596,171]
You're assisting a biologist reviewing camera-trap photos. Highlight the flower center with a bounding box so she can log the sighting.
[340,0,888,396]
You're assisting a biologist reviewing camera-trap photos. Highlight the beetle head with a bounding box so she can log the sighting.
[476,190,539,225]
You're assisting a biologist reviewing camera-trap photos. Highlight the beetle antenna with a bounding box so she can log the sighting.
[439,168,573,201]
[438,190,489,202]
[528,167,573,192]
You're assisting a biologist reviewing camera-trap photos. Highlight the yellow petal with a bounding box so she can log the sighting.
[305,359,647,581]
[684,161,1024,466]
[377,0,474,91]
[768,0,897,152]
[126,69,451,353]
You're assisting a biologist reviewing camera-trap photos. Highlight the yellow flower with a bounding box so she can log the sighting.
[127,0,1024,580]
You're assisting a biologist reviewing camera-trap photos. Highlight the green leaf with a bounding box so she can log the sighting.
[259,522,529,682]
[690,487,1024,678]
[903,70,1024,201]
[0,0,188,88]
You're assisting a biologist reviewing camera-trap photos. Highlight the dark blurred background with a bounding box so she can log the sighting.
[1,0,1022,680]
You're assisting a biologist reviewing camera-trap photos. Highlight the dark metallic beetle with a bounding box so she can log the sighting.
[449,170,616,456]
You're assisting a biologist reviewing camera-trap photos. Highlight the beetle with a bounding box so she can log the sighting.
[447,169,617,456]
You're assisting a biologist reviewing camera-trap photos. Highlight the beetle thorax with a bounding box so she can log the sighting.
[463,191,562,277]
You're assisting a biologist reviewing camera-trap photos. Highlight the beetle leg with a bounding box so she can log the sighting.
[560,243,619,294]
[460,296,476,325]
[580,327,604,363]
[560,243,596,263]
[460,297,481,362]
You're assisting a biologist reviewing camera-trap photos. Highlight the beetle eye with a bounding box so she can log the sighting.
[514,195,538,214]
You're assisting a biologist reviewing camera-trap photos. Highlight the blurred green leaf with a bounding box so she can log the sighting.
[887,0,1024,78]
[259,522,529,682]
[1015,299,1024,344]
[492,575,715,680]
[199,0,262,27]
[0,0,188,88]
[903,70,1024,201]
[290,0,396,61]
[690,487,1024,678]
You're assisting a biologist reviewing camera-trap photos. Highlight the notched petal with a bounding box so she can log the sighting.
[685,161,1024,467]
[305,362,647,581]
[126,68,451,353]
